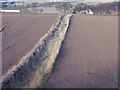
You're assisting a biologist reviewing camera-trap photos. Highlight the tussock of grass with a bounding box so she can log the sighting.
[33,15,72,88]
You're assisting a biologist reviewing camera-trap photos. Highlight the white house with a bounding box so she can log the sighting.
[86,9,94,15]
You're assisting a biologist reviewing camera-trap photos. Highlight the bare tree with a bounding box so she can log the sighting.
[40,9,43,13]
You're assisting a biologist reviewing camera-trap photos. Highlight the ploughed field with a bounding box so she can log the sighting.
[46,15,118,88]
[2,14,58,76]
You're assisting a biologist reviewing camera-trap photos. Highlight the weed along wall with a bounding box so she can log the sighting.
[2,14,72,88]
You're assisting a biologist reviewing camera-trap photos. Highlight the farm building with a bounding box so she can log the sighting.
[78,9,94,15]
[86,9,94,14]
[0,9,20,13]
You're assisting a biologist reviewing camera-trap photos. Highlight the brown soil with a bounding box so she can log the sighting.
[46,15,118,88]
[2,14,58,76]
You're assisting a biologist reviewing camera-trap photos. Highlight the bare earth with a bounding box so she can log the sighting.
[46,15,118,88]
[2,14,58,76]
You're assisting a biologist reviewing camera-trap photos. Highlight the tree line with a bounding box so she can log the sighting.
[2,1,119,15]
[73,2,118,15]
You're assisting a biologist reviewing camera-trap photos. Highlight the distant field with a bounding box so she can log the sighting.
[70,1,93,5]
[2,14,58,75]
[70,1,98,5]
[27,7,59,14]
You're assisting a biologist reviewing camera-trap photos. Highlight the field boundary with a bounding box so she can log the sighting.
[1,14,72,88]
